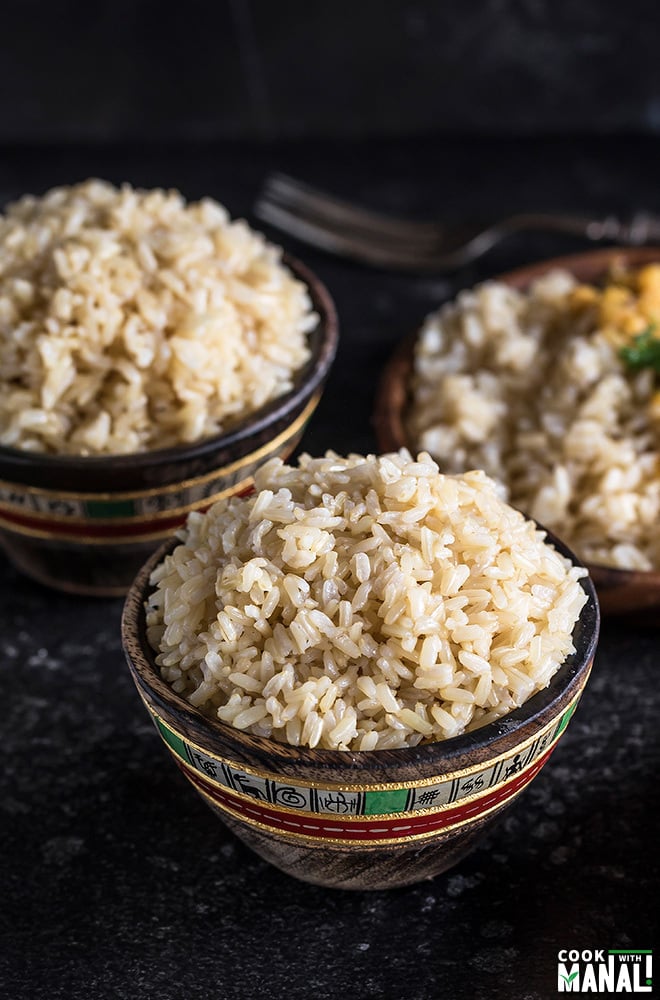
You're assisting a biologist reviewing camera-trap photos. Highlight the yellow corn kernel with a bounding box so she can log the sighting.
[570,284,598,308]
[637,290,660,325]
[636,264,660,296]
[599,285,635,321]
[647,391,660,422]
[621,311,650,336]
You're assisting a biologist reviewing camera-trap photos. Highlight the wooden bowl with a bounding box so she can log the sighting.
[0,255,338,597]
[373,246,660,620]
[121,531,600,891]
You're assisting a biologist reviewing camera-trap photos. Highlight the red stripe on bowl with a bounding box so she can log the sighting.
[179,747,554,843]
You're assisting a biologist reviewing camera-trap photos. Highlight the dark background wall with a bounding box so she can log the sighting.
[1,0,659,144]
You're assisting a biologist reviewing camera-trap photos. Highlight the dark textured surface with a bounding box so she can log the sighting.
[0,1,659,141]
[2,136,660,999]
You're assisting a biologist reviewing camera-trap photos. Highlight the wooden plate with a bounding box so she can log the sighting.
[373,246,660,620]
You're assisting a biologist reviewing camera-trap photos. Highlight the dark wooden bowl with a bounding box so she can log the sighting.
[0,255,338,597]
[121,531,599,891]
[373,246,660,621]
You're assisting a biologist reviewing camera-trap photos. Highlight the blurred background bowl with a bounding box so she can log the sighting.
[122,529,599,891]
[0,254,338,597]
[373,245,660,621]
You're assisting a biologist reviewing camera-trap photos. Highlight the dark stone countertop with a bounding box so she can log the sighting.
[2,136,659,1000]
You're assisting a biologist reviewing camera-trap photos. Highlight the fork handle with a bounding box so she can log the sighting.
[505,212,660,245]
[584,213,660,245]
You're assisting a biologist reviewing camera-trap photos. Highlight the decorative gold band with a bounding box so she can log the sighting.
[171,724,566,823]
[189,754,549,848]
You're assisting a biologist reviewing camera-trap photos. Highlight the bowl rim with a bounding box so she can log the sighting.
[0,252,338,474]
[372,244,660,593]
[121,522,600,772]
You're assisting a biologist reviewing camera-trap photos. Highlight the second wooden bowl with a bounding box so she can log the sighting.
[0,255,338,597]
[373,246,660,619]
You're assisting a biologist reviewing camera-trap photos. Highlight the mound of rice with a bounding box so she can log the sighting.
[407,269,660,571]
[0,179,315,455]
[146,450,588,751]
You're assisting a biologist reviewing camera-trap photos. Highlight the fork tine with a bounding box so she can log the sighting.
[254,198,469,271]
[262,172,442,247]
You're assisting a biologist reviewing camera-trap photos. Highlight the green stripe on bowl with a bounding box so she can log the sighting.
[85,498,137,518]
[555,701,578,737]
[155,717,190,761]
[363,788,409,815]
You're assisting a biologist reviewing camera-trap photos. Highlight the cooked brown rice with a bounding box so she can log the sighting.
[0,179,315,455]
[407,270,660,571]
[146,450,587,751]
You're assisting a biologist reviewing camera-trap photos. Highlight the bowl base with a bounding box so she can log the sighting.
[0,530,159,597]
[218,808,491,891]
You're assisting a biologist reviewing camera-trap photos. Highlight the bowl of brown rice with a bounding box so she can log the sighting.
[374,246,660,619]
[122,449,599,890]
[0,180,338,595]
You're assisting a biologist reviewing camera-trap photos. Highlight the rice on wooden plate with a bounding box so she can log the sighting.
[407,268,660,571]
[0,179,315,455]
[146,450,588,751]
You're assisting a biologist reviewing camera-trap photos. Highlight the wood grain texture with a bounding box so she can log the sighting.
[373,245,660,621]
[216,808,494,891]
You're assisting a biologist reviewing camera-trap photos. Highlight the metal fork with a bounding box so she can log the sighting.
[254,172,660,272]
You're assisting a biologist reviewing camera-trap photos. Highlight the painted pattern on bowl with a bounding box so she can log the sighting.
[141,688,585,848]
[122,531,599,890]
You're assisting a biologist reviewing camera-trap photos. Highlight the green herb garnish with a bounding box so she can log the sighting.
[619,324,660,373]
